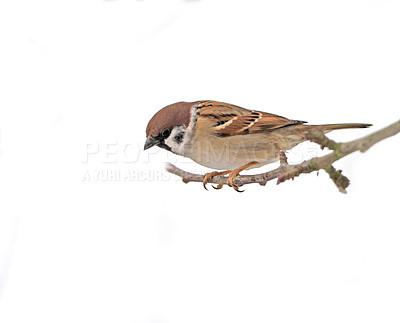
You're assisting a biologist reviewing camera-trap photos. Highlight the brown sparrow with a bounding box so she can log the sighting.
[144,100,371,191]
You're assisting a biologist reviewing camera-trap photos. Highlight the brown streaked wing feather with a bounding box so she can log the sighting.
[196,100,305,136]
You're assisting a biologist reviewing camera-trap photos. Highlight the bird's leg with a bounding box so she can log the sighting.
[203,170,232,190]
[227,161,259,192]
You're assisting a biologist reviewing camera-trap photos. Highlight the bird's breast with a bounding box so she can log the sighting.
[185,132,285,170]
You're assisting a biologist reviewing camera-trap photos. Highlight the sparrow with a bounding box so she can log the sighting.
[144,100,371,191]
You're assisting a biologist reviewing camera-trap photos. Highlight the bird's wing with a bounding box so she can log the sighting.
[195,100,305,136]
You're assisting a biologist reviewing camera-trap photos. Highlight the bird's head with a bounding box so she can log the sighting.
[144,102,193,154]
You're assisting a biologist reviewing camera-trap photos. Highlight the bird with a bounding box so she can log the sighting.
[144,100,371,191]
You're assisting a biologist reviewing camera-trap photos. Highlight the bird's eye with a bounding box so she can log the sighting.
[161,128,170,137]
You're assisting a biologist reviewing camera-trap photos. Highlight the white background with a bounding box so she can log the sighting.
[1,0,400,322]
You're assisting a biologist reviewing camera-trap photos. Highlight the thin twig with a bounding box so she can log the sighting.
[165,119,400,192]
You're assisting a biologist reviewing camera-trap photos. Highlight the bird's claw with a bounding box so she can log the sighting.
[202,170,231,191]
[203,163,256,192]
[226,174,244,192]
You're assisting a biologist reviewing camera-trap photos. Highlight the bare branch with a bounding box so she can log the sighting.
[165,119,400,192]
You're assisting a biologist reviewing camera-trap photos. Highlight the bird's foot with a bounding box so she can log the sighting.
[202,170,231,190]
[226,161,260,192]
[202,162,260,192]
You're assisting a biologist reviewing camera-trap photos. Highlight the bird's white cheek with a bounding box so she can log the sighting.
[164,136,178,153]
[164,127,187,156]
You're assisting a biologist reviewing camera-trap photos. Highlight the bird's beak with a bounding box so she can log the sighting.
[144,137,159,150]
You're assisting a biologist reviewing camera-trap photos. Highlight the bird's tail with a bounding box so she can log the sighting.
[278,122,372,151]
[317,123,372,132]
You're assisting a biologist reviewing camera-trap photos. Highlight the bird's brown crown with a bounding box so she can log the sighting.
[146,102,193,137]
